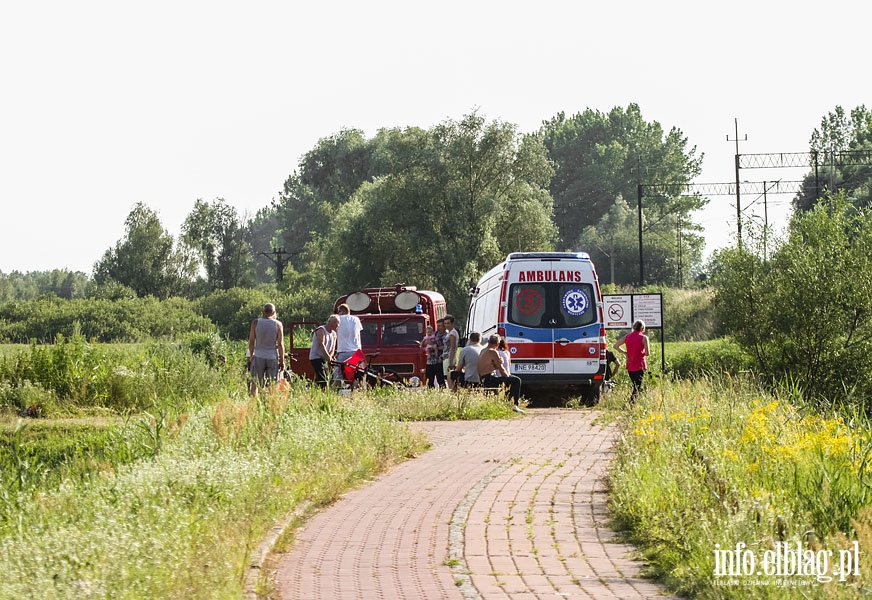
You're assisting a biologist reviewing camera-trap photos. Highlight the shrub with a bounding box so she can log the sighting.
[0,297,215,343]
[0,337,244,415]
[667,338,755,379]
[711,193,872,405]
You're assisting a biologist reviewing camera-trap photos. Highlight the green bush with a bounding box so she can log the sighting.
[0,336,245,415]
[194,284,335,340]
[667,338,755,379]
[711,193,872,404]
[0,297,215,343]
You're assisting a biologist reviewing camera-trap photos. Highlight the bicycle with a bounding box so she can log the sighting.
[330,350,421,391]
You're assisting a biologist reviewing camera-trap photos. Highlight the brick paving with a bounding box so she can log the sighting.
[270,408,675,599]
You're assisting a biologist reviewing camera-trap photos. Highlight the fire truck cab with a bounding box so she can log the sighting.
[288,285,447,383]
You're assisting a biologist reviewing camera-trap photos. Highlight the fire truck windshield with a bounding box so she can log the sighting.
[359,318,426,346]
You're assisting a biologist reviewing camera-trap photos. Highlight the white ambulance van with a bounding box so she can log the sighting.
[466,252,607,403]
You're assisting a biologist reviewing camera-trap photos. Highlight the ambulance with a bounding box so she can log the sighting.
[465,252,607,403]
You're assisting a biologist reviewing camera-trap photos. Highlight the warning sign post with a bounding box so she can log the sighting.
[602,293,664,372]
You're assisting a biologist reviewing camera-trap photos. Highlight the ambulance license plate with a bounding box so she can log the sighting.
[515,363,546,372]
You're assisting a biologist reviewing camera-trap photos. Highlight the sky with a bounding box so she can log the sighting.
[1,0,869,275]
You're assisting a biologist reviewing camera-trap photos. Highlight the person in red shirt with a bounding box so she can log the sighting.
[614,320,650,402]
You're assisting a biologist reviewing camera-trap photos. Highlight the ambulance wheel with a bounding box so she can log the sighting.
[582,384,601,407]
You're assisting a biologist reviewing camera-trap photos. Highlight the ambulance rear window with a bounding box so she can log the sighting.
[508,283,596,328]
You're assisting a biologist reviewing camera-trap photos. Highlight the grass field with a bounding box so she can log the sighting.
[0,381,516,598]
[605,376,871,598]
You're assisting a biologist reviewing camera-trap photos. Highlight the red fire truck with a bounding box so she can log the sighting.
[287,285,448,383]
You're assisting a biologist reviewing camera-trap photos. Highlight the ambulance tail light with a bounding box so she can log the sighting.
[498,326,506,337]
[599,327,607,361]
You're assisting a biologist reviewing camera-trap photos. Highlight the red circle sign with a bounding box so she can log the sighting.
[516,289,543,314]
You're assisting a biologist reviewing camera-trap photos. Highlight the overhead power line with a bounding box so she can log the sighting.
[641,180,808,197]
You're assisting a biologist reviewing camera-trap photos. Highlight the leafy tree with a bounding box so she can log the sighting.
[93,203,196,299]
[272,129,377,273]
[795,105,872,211]
[576,196,639,285]
[245,203,284,284]
[711,192,872,404]
[540,104,705,284]
[182,198,254,290]
[323,112,555,312]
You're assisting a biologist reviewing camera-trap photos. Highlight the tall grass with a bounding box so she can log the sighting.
[606,377,872,598]
[0,335,244,415]
[0,386,431,599]
[0,379,514,598]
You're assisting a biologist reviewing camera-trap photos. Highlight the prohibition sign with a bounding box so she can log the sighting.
[516,289,543,314]
[607,303,624,321]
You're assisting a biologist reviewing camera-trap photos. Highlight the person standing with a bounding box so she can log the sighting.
[478,334,524,413]
[335,303,363,381]
[614,320,650,401]
[248,303,285,395]
[452,332,484,387]
[443,315,460,390]
[432,318,448,388]
[309,314,339,388]
[421,325,441,387]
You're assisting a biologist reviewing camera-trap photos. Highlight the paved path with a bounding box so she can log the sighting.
[271,408,674,599]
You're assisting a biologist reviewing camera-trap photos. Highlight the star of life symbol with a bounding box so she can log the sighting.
[562,289,589,316]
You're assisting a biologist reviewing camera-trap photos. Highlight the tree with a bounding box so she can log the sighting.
[795,105,872,211]
[182,198,254,290]
[711,192,872,404]
[271,129,378,274]
[540,104,705,284]
[93,203,195,298]
[324,112,556,312]
[245,203,284,284]
[0,270,89,302]
[575,196,639,285]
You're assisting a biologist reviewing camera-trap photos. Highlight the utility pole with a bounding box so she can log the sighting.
[259,248,291,283]
[635,155,644,286]
[727,118,747,248]
[637,183,644,286]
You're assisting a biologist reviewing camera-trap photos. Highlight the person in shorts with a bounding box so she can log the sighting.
[248,303,285,395]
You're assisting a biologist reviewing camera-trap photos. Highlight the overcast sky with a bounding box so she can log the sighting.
[1,1,869,275]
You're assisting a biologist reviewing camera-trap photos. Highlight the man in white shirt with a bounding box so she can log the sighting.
[335,303,363,383]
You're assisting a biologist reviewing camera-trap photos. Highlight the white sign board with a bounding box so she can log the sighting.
[602,293,663,329]
[632,294,663,328]
[603,295,632,328]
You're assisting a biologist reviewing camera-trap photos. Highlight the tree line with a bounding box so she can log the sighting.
[88,105,710,313]
[3,104,871,329]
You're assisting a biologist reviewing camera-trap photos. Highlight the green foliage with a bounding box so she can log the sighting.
[660,287,721,341]
[323,111,556,311]
[0,269,89,302]
[183,332,229,368]
[667,339,754,378]
[608,377,872,598]
[795,105,872,212]
[182,198,254,290]
[0,296,214,343]
[93,202,197,298]
[0,336,242,414]
[711,192,872,404]
[540,104,704,282]
[193,284,335,340]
